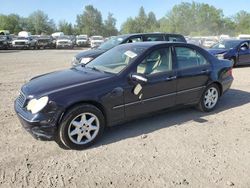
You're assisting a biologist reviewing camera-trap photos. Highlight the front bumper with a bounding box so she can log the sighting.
[14,100,63,140]
[56,44,73,48]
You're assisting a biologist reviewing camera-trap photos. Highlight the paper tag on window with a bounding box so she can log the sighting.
[133,84,142,95]
[124,50,137,59]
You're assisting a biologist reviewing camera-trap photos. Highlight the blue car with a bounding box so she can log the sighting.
[208,39,250,66]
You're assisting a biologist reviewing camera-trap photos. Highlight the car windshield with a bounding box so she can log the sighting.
[98,36,126,50]
[86,44,147,74]
[211,40,241,49]
[92,36,103,40]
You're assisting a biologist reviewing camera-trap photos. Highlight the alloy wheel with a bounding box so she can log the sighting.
[68,113,100,145]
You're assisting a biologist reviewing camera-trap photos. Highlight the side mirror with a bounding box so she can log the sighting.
[240,46,247,51]
[131,73,148,83]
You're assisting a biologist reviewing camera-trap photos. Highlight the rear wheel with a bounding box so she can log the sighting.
[57,104,105,150]
[198,84,220,112]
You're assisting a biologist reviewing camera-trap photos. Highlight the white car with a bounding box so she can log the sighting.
[12,37,37,49]
[90,36,104,48]
[203,38,218,48]
[56,36,73,49]
[76,35,89,47]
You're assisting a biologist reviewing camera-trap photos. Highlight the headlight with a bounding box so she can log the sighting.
[27,96,49,114]
[216,53,226,59]
[80,57,93,64]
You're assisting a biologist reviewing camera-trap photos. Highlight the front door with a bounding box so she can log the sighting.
[124,47,177,118]
[238,41,250,64]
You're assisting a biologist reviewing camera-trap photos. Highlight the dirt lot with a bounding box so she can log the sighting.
[0,49,249,188]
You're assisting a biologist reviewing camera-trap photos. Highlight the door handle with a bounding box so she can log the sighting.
[201,69,210,74]
[165,76,177,81]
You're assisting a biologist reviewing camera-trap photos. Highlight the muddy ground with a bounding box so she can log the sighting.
[0,49,249,188]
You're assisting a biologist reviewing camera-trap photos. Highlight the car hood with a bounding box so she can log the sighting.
[21,67,111,97]
[57,39,71,42]
[13,39,28,42]
[92,40,103,43]
[208,49,229,55]
[75,48,106,60]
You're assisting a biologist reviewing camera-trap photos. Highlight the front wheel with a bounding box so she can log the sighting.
[57,104,105,150]
[197,84,220,112]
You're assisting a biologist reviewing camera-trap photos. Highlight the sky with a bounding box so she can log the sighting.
[0,0,249,30]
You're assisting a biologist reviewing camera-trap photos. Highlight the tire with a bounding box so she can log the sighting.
[197,84,220,112]
[57,104,105,150]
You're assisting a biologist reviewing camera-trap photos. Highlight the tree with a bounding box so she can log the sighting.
[58,20,74,35]
[27,10,56,34]
[147,12,160,32]
[234,11,250,34]
[103,13,118,37]
[121,6,160,34]
[0,14,22,34]
[76,5,104,36]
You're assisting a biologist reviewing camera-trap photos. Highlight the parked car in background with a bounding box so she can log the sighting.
[56,36,74,49]
[0,35,11,49]
[90,35,104,48]
[15,42,233,149]
[238,34,250,40]
[203,38,218,48]
[208,39,250,66]
[72,33,187,66]
[36,36,54,49]
[12,36,37,49]
[76,35,89,47]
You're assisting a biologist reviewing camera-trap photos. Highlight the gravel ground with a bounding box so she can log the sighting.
[0,49,249,188]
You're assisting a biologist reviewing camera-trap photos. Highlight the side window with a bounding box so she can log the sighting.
[127,37,142,43]
[168,36,184,42]
[137,48,172,75]
[144,35,164,41]
[175,47,208,69]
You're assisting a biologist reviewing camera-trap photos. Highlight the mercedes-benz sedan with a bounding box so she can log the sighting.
[15,42,233,150]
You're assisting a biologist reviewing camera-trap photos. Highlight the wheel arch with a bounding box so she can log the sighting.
[208,81,223,96]
[58,100,107,126]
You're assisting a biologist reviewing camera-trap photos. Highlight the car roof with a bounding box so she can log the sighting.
[117,32,184,38]
[118,41,189,48]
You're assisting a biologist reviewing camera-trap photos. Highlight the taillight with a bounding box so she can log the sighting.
[228,68,233,77]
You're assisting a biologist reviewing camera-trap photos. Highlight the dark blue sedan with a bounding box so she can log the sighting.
[15,42,233,150]
[208,39,250,66]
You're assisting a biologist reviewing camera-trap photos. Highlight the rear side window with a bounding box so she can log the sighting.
[175,47,208,69]
[168,36,186,42]
[126,37,142,43]
[144,35,164,41]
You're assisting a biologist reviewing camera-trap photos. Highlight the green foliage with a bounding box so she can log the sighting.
[76,5,104,36]
[27,10,56,35]
[0,2,250,37]
[121,7,159,34]
[58,20,74,35]
[0,14,22,34]
[234,11,250,34]
[103,13,118,37]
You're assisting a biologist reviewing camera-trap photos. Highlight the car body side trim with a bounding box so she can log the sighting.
[112,86,206,109]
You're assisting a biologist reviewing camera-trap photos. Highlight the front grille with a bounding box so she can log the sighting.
[17,92,27,107]
[15,42,25,45]
[58,41,69,44]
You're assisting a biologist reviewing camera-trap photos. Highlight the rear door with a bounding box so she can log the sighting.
[238,41,250,64]
[174,45,211,105]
